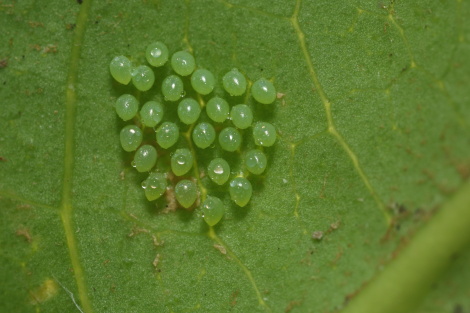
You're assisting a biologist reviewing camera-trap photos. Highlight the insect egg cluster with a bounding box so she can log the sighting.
[110,41,278,226]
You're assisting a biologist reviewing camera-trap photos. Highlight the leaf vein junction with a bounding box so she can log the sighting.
[290,0,391,224]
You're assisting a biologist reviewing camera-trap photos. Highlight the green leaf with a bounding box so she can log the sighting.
[1,0,469,312]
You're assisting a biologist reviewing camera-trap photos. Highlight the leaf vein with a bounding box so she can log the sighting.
[290,0,391,224]
[60,1,94,312]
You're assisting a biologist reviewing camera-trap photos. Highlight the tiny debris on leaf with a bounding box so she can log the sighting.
[330,221,340,230]
[213,244,227,255]
[128,226,149,237]
[16,227,32,243]
[0,59,8,69]
[311,231,323,240]
[152,253,160,268]
[152,234,164,247]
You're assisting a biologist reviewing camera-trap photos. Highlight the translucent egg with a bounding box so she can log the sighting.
[206,97,229,123]
[131,65,155,91]
[177,98,201,125]
[133,145,157,172]
[162,75,184,102]
[115,94,139,121]
[191,69,215,95]
[230,104,253,129]
[222,68,247,96]
[156,122,179,149]
[120,125,143,152]
[244,149,267,175]
[192,122,216,149]
[171,148,194,176]
[207,158,230,185]
[229,177,252,207]
[175,180,198,208]
[140,101,164,127]
[110,55,132,85]
[253,122,276,147]
[142,172,167,201]
[171,51,196,76]
[201,196,225,226]
[218,127,242,152]
[251,78,276,104]
[145,42,169,67]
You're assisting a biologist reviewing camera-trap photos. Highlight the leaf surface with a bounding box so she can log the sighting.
[1,0,469,312]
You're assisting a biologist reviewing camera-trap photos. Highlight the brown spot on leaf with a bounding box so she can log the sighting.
[0,59,7,68]
[311,231,323,240]
[285,300,302,312]
[213,244,227,255]
[152,253,161,268]
[152,234,164,247]
[28,21,44,28]
[230,290,239,307]
[128,226,149,237]
[16,227,32,243]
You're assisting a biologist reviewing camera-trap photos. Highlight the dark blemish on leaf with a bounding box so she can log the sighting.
[456,162,470,180]
[77,0,83,4]
[401,66,408,72]
[230,290,239,307]
[285,300,302,312]
[0,59,8,68]
[28,21,44,28]
[453,304,463,313]
[0,156,7,162]
[162,186,177,213]
[331,247,344,265]
[66,23,76,31]
[450,252,460,261]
